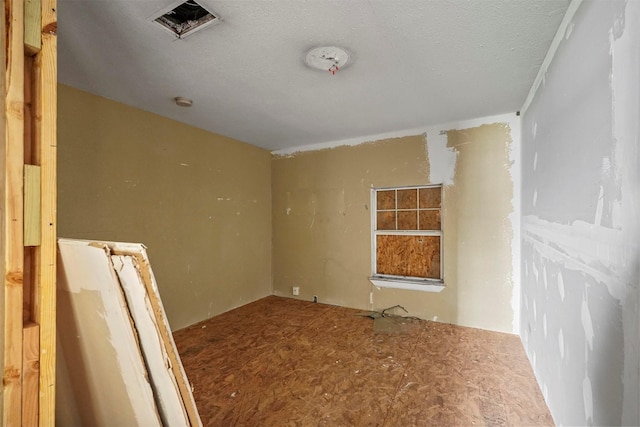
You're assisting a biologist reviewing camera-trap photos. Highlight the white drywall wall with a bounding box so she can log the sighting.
[520,0,639,425]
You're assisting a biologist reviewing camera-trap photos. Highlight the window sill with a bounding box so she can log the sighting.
[369,277,445,292]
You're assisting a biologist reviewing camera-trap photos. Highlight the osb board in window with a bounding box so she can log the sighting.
[419,187,441,208]
[397,189,417,209]
[377,211,396,230]
[419,210,441,230]
[398,211,418,230]
[376,235,440,278]
[377,190,395,210]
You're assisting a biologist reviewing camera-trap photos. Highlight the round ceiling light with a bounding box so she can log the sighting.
[305,46,350,75]
[174,96,193,107]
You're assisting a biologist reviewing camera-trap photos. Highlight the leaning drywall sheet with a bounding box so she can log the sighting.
[112,253,199,426]
[57,238,202,427]
[56,239,162,426]
[108,241,201,427]
[112,254,188,425]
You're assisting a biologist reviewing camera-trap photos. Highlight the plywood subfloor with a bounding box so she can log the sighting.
[173,296,553,426]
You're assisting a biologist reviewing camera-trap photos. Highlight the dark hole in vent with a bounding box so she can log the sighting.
[154,0,217,38]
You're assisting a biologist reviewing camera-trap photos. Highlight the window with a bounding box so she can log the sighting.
[370,185,444,292]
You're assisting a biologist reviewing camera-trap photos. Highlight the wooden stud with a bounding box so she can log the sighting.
[32,0,57,423]
[3,0,26,424]
[24,165,41,246]
[0,6,6,418]
[23,55,35,325]
[24,0,42,56]
[22,322,40,427]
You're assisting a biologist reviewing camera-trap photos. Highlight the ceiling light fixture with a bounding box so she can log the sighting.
[305,46,350,75]
[174,97,193,107]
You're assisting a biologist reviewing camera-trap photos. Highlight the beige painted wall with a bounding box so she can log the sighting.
[272,122,516,333]
[57,85,272,330]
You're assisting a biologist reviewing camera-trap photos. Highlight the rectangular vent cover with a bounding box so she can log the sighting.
[153,0,219,39]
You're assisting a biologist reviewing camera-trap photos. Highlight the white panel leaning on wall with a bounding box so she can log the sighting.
[57,238,202,427]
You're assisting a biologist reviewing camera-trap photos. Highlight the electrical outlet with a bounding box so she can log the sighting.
[292,286,300,296]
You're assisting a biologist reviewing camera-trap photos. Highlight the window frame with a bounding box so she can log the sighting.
[369,184,445,292]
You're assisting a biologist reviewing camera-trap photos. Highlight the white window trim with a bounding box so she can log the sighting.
[369,276,445,292]
[369,185,444,293]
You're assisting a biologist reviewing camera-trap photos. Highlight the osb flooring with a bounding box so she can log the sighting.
[173,296,553,426]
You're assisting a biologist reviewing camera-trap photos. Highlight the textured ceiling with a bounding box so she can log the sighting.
[58,0,570,151]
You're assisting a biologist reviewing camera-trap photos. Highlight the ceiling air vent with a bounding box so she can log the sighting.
[152,0,220,39]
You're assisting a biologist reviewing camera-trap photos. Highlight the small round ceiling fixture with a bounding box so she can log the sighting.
[305,46,349,75]
[174,96,193,107]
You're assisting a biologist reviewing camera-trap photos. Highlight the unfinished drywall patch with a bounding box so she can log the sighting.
[522,253,625,425]
[272,115,519,333]
[521,0,639,425]
[581,296,594,350]
[424,131,456,185]
[425,114,522,333]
